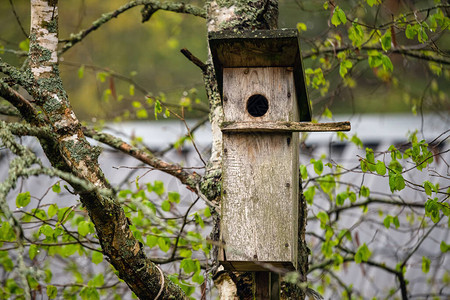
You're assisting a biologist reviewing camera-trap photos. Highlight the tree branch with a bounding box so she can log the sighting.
[82,126,202,193]
[180,48,208,73]
[0,81,48,125]
[60,0,206,54]
[303,46,450,65]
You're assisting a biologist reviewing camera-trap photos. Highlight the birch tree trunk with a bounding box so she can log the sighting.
[26,1,188,299]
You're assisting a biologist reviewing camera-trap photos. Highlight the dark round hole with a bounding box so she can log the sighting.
[246,94,269,117]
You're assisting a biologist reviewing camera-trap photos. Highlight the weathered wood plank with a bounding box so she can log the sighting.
[220,132,299,271]
[221,121,351,132]
[223,67,299,123]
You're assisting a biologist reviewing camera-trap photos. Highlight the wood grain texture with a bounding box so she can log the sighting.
[223,67,299,123]
[221,121,351,132]
[220,132,299,271]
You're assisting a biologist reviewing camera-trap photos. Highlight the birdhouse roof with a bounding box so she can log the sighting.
[208,29,311,121]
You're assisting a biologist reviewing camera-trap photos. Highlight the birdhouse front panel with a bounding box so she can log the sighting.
[222,67,299,123]
[220,131,299,271]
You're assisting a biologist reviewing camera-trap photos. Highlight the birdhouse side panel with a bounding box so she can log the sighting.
[223,67,299,123]
[220,132,299,271]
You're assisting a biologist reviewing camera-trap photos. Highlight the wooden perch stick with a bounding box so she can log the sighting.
[221,121,351,133]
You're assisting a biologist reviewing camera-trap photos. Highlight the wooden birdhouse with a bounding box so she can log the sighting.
[208,29,309,272]
[209,29,350,272]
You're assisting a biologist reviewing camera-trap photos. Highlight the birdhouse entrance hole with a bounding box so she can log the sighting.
[247,94,269,117]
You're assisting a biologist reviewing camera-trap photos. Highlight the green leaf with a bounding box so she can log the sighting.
[296,22,307,32]
[78,221,92,236]
[192,272,204,284]
[92,251,103,264]
[153,181,164,196]
[78,65,85,79]
[355,243,372,263]
[29,244,39,260]
[47,285,57,299]
[368,50,383,68]
[300,165,308,180]
[158,237,171,252]
[317,175,336,195]
[48,204,58,218]
[154,100,162,120]
[348,22,364,48]
[312,159,323,175]
[164,108,170,118]
[80,287,99,300]
[405,24,417,39]
[422,256,431,273]
[89,274,104,288]
[360,185,370,198]
[388,172,405,193]
[102,88,111,102]
[61,244,78,257]
[39,224,54,237]
[129,84,135,96]
[349,192,356,203]
[146,235,158,248]
[381,55,394,72]
[336,192,348,206]
[161,200,171,212]
[332,6,347,26]
[168,191,180,203]
[375,160,386,175]
[381,30,392,51]
[393,216,400,228]
[194,213,205,228]
[136,109,148,119]
[16,192,30,208]
[44,269,52,283]
[323,107,332,119]
[425,198,441,223]
[317,211,329,227]
[180,258,200,274]
[19,39,30,51]
[203,206,211,218]
[57,207,73,224]
[418,26,429,43]
[366,0,381,7]
[383,216,391,229]
[339,59,353,78]
[180,248,192,258]
[423,181,434,196]
[440,241,450,253]
[304,186,316,205]
[351,135,363,148]
[96,72,108,82]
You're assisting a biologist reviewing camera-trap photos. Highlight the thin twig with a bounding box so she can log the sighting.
[180,48,208,73]
[8,0,28,38]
